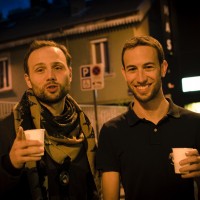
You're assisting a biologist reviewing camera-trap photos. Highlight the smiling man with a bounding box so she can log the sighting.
[96,35,200,200]
[0,40,100,199]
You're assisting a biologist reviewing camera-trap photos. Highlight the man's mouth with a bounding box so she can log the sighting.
[46,84,58,93]
[135,84,151,94]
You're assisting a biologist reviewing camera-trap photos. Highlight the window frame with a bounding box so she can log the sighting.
[0,56,12,92]
[90,38,110,74]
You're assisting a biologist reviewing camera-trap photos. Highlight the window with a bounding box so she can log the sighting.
[90,38,110,74]
[0,57,12,92]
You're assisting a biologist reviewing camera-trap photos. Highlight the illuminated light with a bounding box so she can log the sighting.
[185,102,200,113]
[182,76,200,92]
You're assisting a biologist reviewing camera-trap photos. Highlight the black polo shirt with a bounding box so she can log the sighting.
[96,98,200,200]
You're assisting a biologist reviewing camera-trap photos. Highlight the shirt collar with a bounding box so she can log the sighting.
[166,97,180,118]
[126,97,180,126]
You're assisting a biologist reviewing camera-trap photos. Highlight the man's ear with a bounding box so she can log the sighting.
[69,67,72,82]
[24,74,32,88]
[121,67,127,81]
[161,60,168,78]
[121,66,127,82]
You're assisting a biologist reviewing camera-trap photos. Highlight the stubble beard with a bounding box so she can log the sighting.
[33,84,70,104]
[131,80,162,104]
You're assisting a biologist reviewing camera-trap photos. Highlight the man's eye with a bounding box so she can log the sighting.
[35,68,44,72]
[55,65,63,70]
[127,67,136,72]
[145,66,154,70]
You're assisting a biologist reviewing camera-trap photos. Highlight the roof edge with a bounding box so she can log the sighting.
[0,0,151,50]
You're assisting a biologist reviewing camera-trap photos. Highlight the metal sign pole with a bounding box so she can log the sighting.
[80,64,104,143]
[93,89,99,141]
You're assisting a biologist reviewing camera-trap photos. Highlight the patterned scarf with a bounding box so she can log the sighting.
[13,88,100,198]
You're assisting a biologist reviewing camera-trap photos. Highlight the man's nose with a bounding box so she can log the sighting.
[137,70,147,83]
[47,69,56,81]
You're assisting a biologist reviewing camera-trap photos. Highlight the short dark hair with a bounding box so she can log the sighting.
[121,35,165,68]
[24,40,72,74]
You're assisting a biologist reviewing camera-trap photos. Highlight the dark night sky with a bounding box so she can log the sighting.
[0,0,54,19]
[0,0,30,19]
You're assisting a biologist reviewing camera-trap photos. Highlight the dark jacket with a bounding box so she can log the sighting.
[0,114,31,199]
[0,113,100,200]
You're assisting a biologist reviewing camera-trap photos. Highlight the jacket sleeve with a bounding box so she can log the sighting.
[0,113,23,193]
[0,154,23,192]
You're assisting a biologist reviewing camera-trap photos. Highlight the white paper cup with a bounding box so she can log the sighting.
[172,148,193,174]
[24,129,45,156]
